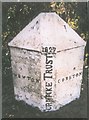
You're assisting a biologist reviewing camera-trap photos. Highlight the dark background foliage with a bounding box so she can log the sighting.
[2,2,88,118]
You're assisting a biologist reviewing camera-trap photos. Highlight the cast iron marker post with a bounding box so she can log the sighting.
[8,13,86,112]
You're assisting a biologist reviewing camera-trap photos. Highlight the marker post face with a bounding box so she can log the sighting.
[8,13,86,112]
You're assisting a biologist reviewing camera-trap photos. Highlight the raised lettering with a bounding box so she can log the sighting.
[45,103,52,110]
[46,82,52,87]
[46,59,53,64]
[46,87,52,91]
[22,75,25,78]
[44,73,52,80]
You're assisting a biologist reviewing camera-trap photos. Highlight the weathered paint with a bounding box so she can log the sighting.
[8,12,86,112]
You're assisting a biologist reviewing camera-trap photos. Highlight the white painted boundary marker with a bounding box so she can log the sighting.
[8,13,86,112]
